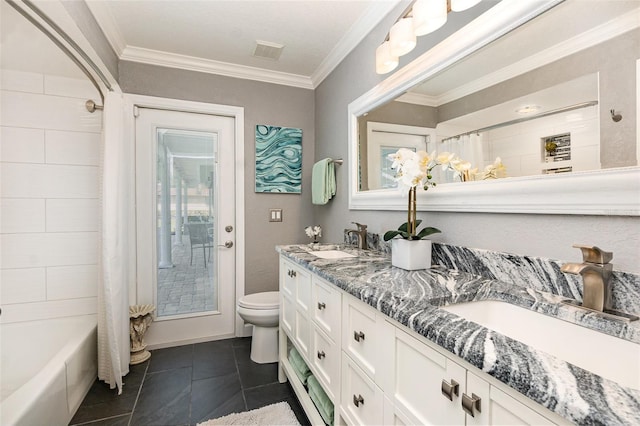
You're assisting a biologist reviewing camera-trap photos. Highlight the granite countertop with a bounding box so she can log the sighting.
[276,243,640,425]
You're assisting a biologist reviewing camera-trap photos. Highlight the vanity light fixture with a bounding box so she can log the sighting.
[375,0,483,74]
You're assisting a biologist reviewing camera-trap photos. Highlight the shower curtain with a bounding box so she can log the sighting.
[98,91,131,394]
[441,133,485,181]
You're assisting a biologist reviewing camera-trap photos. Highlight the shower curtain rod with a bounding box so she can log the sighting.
[6,0,112,102]
[441,100,598,143]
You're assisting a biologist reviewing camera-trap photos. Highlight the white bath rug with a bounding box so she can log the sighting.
[197,401,300,426]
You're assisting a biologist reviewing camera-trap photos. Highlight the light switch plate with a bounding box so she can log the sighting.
[269,208,282,222]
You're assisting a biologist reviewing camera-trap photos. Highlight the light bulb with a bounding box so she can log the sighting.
[451,0,482,12]
[375,41,399,74]
[413,0,447,36]
[389,17,416,57]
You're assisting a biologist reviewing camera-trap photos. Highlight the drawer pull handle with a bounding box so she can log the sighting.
[317,350,326,359]
[317,302,326,310]
[441,379,459,401]
[461,393,482,417]
[353,394,364,407]
[287,269,297,278]
[287,270,292,277]
[353,331,365,342]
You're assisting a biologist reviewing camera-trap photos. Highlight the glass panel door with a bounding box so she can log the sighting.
[156,129,217,317]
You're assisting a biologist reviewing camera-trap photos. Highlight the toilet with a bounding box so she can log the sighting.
[237,291,280,364]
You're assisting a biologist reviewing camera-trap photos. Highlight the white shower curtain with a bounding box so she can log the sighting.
[440,133,485,181]
[98,91,132,394]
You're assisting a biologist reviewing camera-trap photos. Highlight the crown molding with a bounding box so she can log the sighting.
[84,0,125,56]
[120,46,315,89]
[435,8,640,105]
[311,0,401,87]
[395,91,438,107]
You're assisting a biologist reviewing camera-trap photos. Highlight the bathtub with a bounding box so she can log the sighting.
[1,315,97,426]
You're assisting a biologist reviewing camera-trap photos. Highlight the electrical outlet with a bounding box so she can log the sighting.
[269,208,282,222]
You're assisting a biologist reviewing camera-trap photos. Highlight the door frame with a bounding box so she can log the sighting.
[124,94,246,339]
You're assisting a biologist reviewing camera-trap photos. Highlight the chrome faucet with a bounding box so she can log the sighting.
[561,245,638,321]
[347,222,368,250]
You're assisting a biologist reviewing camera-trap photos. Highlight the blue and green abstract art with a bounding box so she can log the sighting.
[255,125,302,193]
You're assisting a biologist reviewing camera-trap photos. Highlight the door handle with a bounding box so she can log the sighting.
[441,379,459,401]
[219,241,233,248]
[462,393,482,417]
[353,394,364,407]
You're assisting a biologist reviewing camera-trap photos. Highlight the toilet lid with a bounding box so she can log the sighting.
[238,291,279,310]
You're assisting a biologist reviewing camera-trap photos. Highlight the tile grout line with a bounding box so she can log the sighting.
[126,360,150,426]
[233,342,249,411]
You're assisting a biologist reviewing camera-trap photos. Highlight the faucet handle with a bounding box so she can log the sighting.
[351,222,367,231]
[572,244,613,264]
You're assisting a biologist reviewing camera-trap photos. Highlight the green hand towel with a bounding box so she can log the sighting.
[312,158,336,205]
[288,347,312,385]
[307,375,334,426]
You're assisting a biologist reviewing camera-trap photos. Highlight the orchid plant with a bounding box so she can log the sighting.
[383,148,476,241]
[305,225,322,243]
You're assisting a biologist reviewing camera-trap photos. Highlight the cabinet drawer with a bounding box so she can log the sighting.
[280,258,312,312]
[312,276,341,339]
[311,326,340,400]
[342,297,379,380]
[280,294,295,336]
[341,352,383,426]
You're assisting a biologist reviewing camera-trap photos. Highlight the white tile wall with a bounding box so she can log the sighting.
[0,127,45,163]
[47,265,98,300]
[0,268,46,304]
[1,70,101,323]
[0,70,44,94]
[46,130,100,166]
[46,199,99,232]
[0,198,46,233]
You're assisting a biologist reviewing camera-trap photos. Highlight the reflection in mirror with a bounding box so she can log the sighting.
[357,0,639,192]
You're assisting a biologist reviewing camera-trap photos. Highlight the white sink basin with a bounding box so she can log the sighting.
[309,250,356,259]
[441,300,640,390]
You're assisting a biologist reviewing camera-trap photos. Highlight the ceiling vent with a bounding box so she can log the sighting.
[253,40,284,61]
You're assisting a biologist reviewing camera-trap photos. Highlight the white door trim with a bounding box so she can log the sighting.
[123,94,246,338]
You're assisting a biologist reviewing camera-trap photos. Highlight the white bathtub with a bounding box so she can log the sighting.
[1,315,97,426]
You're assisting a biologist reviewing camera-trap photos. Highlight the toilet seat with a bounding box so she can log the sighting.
[238,291,279,310]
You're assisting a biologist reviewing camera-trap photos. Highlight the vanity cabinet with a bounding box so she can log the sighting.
[278,255,566,426]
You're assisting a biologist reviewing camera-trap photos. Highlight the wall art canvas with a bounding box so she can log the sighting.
[255,125,302,193]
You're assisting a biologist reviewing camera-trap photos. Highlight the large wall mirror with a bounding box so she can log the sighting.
[349,0,639,215]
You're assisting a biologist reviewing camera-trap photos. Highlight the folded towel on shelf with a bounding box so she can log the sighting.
[312,158,336,205]
[288,347,312,385]
[307,375,334,426]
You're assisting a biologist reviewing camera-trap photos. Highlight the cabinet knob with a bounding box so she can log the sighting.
[462,393,482,417]
[353,394,364,407]
[317,302,326,310]
[291,270,297,277]
[441,379,459,401]
[353,330,365,342]
[317,350,326,359]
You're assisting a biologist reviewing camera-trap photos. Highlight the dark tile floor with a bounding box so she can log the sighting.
[70,337,310,426]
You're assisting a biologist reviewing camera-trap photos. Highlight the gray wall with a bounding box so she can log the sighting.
[314,4,640,272]
[119,61,315,294]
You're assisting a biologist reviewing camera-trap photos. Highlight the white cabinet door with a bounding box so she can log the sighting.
[294,309,311,358]
[342,297,380,380]
[341,352,384,426]
[280,258,311,312]
[311,326,340,401]
[312,276,341,339]
[392,328,466,425]
[466,371,557,426]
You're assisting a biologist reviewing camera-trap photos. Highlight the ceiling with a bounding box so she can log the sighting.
[86,0,400,89]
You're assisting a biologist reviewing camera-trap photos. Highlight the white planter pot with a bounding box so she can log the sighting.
[391,239,433,270]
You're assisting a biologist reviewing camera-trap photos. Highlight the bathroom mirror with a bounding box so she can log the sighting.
[349,0,639,215]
